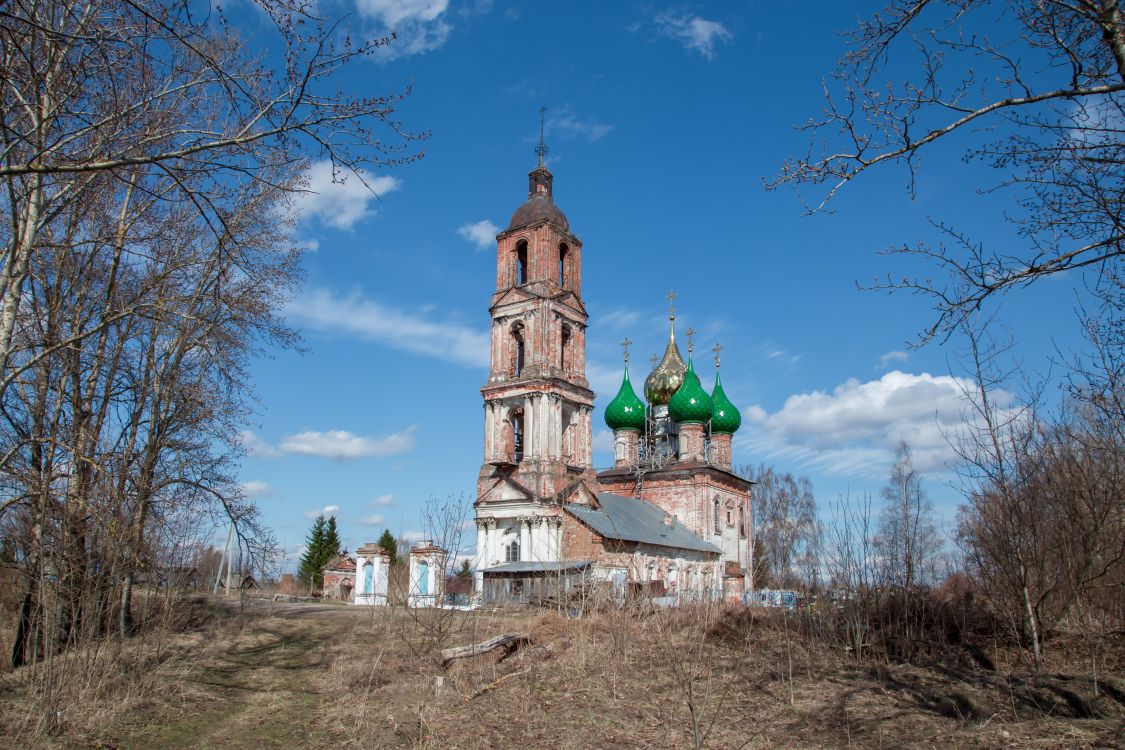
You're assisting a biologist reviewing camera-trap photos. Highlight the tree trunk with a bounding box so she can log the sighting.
[119,573,134,638]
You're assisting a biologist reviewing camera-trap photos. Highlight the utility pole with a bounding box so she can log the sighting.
[213,521,234,595]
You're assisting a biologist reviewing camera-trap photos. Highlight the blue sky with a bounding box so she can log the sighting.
[228,2,1093,567]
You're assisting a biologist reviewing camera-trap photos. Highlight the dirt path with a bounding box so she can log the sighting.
[120,607,357,749]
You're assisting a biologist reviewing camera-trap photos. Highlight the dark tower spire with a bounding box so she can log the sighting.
[529,106,553,199]
[536,106,549,169]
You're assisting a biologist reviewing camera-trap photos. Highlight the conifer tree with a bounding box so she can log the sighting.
[377,529,398,565]
[297,515,341,591]
[325,517,342,561]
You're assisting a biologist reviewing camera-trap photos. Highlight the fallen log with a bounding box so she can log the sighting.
[440,632,532,668]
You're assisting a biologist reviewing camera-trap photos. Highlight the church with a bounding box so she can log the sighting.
[472,139,753,605]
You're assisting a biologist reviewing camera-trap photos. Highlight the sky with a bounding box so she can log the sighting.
[225,1,1095,569]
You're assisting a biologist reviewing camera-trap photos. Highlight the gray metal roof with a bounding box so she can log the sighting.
[565,493,721,554]
[484,560,593,574]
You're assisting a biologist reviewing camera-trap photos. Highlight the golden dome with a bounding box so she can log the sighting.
[644,320,687,405]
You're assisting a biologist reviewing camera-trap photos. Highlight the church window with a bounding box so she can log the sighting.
[506,539,520,562]
[713,498,721,534]
[739,505,746,538]
[560,325,571,370]
[516,240,528,285]
[511,323,525,376]
[558,243,569,287]
[512,410,524,462]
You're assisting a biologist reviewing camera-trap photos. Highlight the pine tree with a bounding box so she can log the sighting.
[455,560,472,579]
[377,529,398,565]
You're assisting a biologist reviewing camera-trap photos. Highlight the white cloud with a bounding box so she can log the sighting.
[548,106,614,142]
[239,430,280,458]
[279,428,416,460]
[295,160,401,231]
[401,530,427,544]
[587,360,625,403]
[598,307,641,332]
[239,480,272,498]
[655,12,732,60]
[287,287,490,368]
[357,513,388,526]
[356,0,448,26]
[592,429,615,454]
[738,371,1012,477]
[765,348,802,365]
[458,219,500,250]
[373,494,396,507]
[305,504,341,519]
[357,0,453,59]
[877,350,909,369]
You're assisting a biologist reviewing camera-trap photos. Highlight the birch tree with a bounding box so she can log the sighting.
[876,441,940,588]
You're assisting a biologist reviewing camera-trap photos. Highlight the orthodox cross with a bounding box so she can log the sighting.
[621,337,632,365]
[667,289,677,320]
[686,327,696,353]
[536,106,549,168]
[650,353,658,367]
[713,342,723,368]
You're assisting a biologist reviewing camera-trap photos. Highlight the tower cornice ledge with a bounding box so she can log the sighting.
[496,219,581,245]
[596,463,754,492]
[481,378,594,403]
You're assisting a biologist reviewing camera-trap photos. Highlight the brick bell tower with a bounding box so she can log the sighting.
[477,128,595,510]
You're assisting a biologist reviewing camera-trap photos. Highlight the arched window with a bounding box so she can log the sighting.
[560,325,571,370]
[362,562,374,594]
[558,242,569,287]
[739,504,746,538]
[516,240,528,285]
[512,410,524,462]
[506,539,520,562]
[713,498,722,534]
[511,322,525,376]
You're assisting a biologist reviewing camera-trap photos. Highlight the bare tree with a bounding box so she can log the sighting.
[954,315,1125,671]
[740,464,821,590]
[0,0,423,384]
[770,0,1125,341]
[876,441,940,588]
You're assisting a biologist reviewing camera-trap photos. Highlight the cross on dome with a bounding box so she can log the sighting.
[535,106,549,168]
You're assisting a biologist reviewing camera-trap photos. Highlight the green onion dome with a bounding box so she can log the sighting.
[709,371,742,434]
[604,367,647,432]
[668,358,713,424]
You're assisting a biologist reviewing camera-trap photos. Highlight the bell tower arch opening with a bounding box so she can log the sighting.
[515,239,528,286]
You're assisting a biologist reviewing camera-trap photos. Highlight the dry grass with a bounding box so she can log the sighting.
[0,597,1122,749]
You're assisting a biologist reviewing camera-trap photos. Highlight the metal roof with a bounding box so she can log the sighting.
[484,560,593,574]
[565,493,721,554]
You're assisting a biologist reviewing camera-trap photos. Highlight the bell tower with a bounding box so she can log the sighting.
[478,129,595,507]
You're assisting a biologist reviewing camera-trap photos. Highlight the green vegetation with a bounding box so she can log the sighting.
[297,515,342,591]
